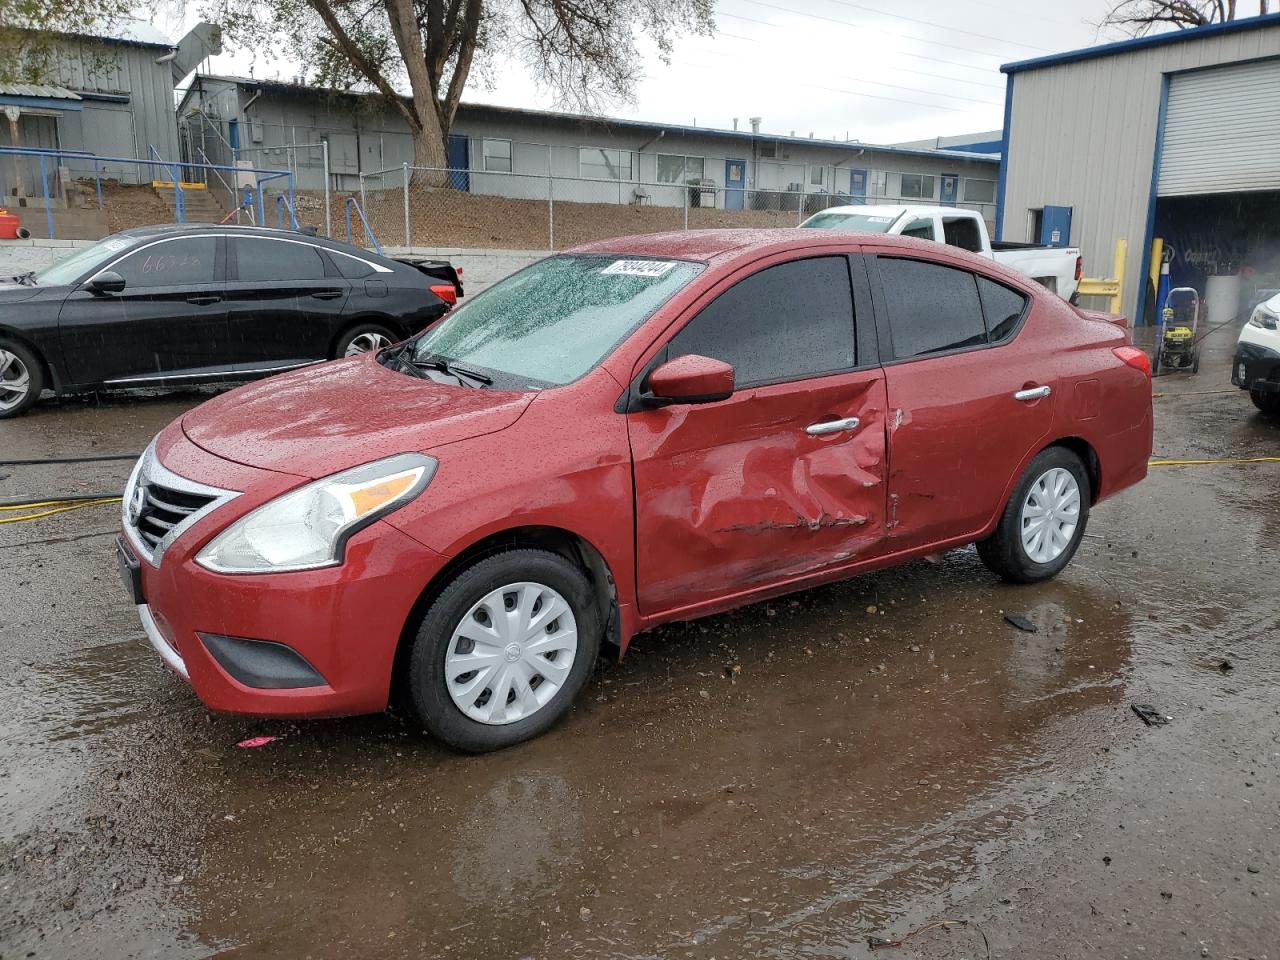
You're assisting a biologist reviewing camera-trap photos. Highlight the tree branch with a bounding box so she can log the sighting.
[306,0,420,129]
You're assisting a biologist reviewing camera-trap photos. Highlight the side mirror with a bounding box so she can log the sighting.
[87,271,126,294]
[645,354,735,405]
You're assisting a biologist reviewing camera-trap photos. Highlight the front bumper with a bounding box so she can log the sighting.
[121,431,448,718]
[1232,342,1280,393]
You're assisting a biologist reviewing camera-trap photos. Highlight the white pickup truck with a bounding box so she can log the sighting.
[801,204,1082,301]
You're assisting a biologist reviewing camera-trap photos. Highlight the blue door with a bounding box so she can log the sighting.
[849,168,867,204]
[940,173,959,206]
[227,119,240,151]
[724,159,746,210]
[447,135,470,191]
[1039,205,1072,247]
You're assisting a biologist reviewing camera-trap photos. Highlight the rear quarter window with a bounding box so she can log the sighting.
[977,276,1029,342]
[330,252,377,279]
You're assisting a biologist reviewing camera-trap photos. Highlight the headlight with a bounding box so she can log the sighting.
[1250,304,1279,330]
[196,453,436,574]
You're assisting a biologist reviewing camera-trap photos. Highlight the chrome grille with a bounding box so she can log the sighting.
[123,441,239,566]
[134,483,216,549]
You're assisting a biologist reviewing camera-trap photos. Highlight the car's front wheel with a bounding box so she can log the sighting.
[1250,388,1280,415]
[0,339,44,419]
[977,446,1091,584]
[334,323,397,359]
[407,549,602,752]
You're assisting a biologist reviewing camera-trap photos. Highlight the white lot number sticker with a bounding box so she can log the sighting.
[865,216,893,223]
[601,259,676,278]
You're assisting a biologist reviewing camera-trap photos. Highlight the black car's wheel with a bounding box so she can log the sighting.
[407,549,602,753]
[1251,389,1280,415]
[0,339,44,419]
[977,446,1091,584]
[334,323,397,359]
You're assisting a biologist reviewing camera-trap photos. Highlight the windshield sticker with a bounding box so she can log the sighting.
[103,237,131,252]
[601,260,677,278]
[865,216,894,223]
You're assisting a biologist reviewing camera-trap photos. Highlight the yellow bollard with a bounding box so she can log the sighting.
[1077,237,1127,315]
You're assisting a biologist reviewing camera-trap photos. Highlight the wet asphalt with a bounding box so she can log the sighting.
[0,324,1277,960]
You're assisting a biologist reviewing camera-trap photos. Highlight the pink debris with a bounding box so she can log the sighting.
[235,735,280,749]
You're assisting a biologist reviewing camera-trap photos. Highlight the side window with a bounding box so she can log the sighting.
[330,252,376,279]
[977,275,1029,343]
[878,257,987,359]
[942,217,984,253]
[900,218,936,241]
[667,256,855,388]
[113,238,216,288]
[234,238,327,282]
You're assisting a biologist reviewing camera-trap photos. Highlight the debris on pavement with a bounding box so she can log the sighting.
[235,736,281,749]
[1004,614,1038,633]
[1131,704,1171,727]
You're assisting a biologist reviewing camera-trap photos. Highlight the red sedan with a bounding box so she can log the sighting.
[118,230,1152,752]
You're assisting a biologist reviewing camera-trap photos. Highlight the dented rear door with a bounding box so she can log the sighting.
[628,253,888,616]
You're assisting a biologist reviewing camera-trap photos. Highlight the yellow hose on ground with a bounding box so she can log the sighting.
[1149,457,1280,466]
[0,498,122,524]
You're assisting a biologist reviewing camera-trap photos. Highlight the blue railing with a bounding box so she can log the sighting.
[0,146,295,238]
[343,197,381,254]
[274,194,300,231]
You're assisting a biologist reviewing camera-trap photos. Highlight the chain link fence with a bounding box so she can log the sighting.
[351,165,992,252]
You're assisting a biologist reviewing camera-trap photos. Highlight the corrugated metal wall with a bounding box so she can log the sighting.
[50,37,180,177]
[1001,24,1280,323]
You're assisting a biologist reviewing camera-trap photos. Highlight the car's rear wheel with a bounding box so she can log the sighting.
[1250,389,1280,415]
[407,549,602,752]
[0,339,44,419]
[977,446,1091,584]
[334,323,397,359]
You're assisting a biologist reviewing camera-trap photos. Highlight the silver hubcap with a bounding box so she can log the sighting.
[445,582,579,725]
[0,349,31,412]
[1020,467,1081,564]
[344,332,391,356]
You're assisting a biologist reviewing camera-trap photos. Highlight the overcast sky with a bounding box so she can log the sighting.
[169,0,1132,145]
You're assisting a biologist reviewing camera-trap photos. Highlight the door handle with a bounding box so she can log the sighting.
[186,295,221,306]
[1013,385,1052,401]
[312,290,343,300]
[805,416,860,436]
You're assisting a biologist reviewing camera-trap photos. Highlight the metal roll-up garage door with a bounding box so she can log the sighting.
[1158,58,1280,197]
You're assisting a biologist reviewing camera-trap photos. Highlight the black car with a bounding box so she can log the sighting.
[0,224,462,418]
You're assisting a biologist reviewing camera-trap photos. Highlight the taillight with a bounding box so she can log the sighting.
[1113,345,1151,379]
[429,283,457,306]
[1074,255,1082,282]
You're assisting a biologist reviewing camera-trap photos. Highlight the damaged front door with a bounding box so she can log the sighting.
[629,254,887,616]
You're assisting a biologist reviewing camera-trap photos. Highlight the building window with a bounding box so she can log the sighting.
[656,154,705,184]
[810,165,825,186]
[963,178,996,204]
[580,147,635,181]
[482,138,512,173]
[867,170,889,197]
[900,173,936,200]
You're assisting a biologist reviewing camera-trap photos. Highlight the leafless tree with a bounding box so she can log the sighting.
[210,0,715,181]
[1102,0,1275,36]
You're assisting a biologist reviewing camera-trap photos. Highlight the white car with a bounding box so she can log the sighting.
[801,204,1082,301]
[1233,292,1280,414]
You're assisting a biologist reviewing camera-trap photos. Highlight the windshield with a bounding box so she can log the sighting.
[32,234,136,286]
[408,254,703,387]
[801,212,901,233]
